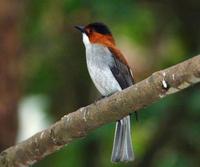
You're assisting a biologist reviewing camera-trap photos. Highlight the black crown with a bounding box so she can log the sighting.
[87,22,112,35]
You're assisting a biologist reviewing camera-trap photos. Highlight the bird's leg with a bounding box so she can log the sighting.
[100,95,106,99]
[96,93,114,101]
[96,95,106,102]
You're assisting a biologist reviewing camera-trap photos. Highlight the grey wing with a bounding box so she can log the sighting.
[110,55,135,162]
[110,55,134,89]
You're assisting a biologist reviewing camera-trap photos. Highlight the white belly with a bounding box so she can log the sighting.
[85,43,121,96]
[87,61,121,96]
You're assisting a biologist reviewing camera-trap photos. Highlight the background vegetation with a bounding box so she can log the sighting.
[0,0,199,167]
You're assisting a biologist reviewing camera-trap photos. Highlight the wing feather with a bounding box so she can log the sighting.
[109,52,134,89]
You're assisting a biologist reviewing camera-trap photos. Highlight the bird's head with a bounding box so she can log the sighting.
[75,22,115,47]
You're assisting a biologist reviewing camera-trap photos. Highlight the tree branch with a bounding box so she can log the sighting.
[0,55,200,167]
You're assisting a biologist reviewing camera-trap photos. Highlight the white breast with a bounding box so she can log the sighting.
[82,33,121,96]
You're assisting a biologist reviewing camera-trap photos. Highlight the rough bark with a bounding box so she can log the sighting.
[0,55,200,167]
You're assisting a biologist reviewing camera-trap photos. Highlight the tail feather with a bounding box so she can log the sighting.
[111,115,134,162]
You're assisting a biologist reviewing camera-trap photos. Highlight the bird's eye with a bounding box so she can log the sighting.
[84,29,89,35]
[88,28,93,34]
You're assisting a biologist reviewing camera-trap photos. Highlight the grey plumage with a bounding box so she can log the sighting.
[82,33,134,162]
[85,41,121,96]
[111,116,134,162]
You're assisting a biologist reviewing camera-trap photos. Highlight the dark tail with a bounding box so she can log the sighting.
[111,115,134,162]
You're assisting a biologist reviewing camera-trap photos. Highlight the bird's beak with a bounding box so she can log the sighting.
[74,25,84,33]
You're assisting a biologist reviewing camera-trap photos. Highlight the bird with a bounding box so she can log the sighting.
[75,22,135,162]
